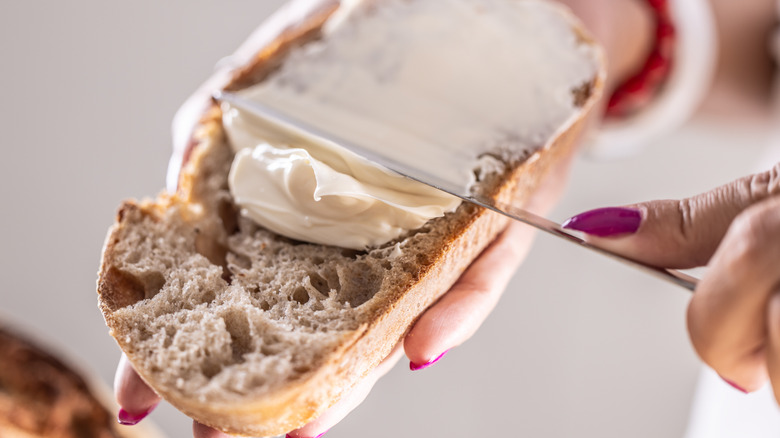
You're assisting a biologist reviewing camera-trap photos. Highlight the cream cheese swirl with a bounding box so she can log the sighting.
[225,103,460,249]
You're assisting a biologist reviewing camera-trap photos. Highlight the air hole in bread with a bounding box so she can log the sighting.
[292,365,311,376]
[222,310,251,362]
[192,287,216,307]
[201,361,221,379]
[257,300,271,312]
[99,267,147,311]
[142,272,166,300]
[218,196,240,235]
[335,262,381,307]
[321,268,341,292]
[307,273,333,296]
[228,252,252,270]
[339,249,361,259]
[194,234,232,284]
[292,287,310,305]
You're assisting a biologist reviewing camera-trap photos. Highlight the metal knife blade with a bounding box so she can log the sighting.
[214,90,698,292]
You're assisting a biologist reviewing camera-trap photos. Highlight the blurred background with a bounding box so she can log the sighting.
[0,1,774,437]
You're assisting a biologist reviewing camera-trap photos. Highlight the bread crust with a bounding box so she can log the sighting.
[97,1,603,436]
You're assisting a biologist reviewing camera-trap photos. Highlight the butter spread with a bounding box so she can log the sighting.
[223,0,600,249]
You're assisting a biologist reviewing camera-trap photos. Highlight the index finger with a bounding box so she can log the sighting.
[114,354,161,425]
[563,163,780,268]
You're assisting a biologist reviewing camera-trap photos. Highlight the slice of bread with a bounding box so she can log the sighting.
[0,324,163,438]
[97,0,604,436]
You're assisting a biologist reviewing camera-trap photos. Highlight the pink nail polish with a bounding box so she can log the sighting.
[286,431,329,438]
[117,403,158,426]
[562,207,642,237]
[409,350,449,371]
[721,377,749,394]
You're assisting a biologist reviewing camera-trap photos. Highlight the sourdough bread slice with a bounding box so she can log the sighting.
[97,0,604,436]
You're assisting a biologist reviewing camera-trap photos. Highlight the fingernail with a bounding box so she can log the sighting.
[720,376,749,394]
[286,431,329,438]
[562,207,641,237]
[410,350,449,371]
[117,403,158,426]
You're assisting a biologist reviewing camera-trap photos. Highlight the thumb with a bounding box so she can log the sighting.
[562,163,780,268]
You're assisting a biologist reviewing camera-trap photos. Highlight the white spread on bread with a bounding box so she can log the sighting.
[226,140,460,249]
[223,0,599,249]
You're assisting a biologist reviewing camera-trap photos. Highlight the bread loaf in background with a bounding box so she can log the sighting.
[0,324,163,438]
[97,0,604,436]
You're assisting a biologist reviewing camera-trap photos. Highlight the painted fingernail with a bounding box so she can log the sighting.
[562,207,642,237]
[286,431,329,438]
[721,377,749,394]
[117,403,158,426]
[410,350,449,371]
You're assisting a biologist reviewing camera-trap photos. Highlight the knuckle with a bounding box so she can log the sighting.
[675,198,695,242]
[674,197,714,265]
[748,163,780,200]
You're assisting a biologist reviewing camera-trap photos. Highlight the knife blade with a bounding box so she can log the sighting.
[214,90,698,292]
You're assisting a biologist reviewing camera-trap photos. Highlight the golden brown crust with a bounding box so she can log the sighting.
[96,1,603,435]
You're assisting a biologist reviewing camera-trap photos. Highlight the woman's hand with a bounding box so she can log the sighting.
[563,163,780,397]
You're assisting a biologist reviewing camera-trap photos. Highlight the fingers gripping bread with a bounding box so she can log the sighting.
[97,1,603,436]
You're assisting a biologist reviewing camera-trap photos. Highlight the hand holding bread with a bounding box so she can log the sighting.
[98,0,604,436]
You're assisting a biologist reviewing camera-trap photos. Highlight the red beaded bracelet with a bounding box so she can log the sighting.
[606,0,676,117]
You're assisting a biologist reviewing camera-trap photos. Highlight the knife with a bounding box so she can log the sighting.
[214,90,699,292]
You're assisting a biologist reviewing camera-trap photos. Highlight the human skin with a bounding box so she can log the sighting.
[114,1,778,437]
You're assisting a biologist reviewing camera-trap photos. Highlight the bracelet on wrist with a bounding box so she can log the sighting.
[606,0,676,117]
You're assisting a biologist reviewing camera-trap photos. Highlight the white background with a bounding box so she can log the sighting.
[0,1,771,437]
